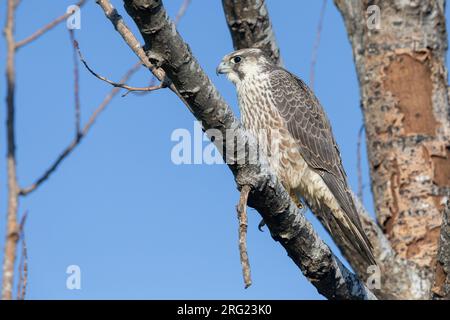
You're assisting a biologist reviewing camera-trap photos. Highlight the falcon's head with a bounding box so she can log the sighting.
[216,48,272,84]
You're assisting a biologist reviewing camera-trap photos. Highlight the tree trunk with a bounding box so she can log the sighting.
[335,0,450,299]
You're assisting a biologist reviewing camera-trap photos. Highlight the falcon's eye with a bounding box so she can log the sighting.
[231,56,242,64]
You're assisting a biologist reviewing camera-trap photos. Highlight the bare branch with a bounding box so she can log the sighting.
[75,40,167,96]
[15,0,87,49]
[356,125,364,202]
[237,185,252,289]
[19,63,142,197]
[309,0,327,89]
[221,0,281,65]
[95,0,192,113]
[2,0,20,301]
[69,29,81,136]
[173,0,191,25]
[106,0,377,299]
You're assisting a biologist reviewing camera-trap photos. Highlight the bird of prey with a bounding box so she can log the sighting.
[217,48,376,266]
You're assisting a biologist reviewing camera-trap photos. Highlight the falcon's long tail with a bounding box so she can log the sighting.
[299,172,377,268]
[329,210,376,267]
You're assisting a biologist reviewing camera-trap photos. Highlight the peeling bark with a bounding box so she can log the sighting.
[114,0,377,300]
[221,0,281,65]
[335,0,450,299]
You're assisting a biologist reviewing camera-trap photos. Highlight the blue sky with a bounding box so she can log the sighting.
[0,0,447,300]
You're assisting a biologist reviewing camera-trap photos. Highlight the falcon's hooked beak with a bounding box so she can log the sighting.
[216,61,231,75]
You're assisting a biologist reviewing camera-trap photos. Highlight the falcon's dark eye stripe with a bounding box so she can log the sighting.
[232,56,242,63]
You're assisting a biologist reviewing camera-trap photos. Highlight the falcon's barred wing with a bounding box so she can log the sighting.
[268,68,347,190]
[268,68,375,264]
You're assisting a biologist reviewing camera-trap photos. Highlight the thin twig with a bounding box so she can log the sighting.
[74,40,166,96]
[309,0,327,89]
[173,0,192,25]
[357,124,365,203]
[69,30,81,136]
[15,0,86,49]
[19,62,142,197]
[95,0,192,112]
[16,211,28,300]
[237,185,252,289]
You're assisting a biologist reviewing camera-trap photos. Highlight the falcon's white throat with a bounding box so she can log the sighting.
[229,61,266,85]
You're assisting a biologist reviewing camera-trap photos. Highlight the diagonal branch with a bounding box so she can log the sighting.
[221,0,281,66]
[94,0,377,299]
[356,125,364,202]
[69,29,81,136]
[15,0,87,49]
[95,0,192,113]
[309,0,327,89]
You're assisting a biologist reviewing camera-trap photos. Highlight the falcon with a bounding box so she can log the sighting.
[217,48,376,266]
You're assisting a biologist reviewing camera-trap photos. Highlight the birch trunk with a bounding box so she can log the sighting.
[335,0,450,299]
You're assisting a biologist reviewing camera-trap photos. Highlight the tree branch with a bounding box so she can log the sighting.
[95,0,193,113]
[94,0,378,299]
[2,0,20,301]
[356,125,364,202]
[15,0,87,49]
[75,40,167,96]
[69,29,81,136]
[309,0,327,89]
[237,185,252,289]
[221,0,281,65]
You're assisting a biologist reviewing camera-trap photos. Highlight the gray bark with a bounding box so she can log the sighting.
[221,0,281,65]
[114,0,377,300]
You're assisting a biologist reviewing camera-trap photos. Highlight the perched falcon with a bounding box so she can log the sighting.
[217,48,376,266]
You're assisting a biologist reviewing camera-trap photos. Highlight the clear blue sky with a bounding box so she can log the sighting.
[0,0,448,300]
